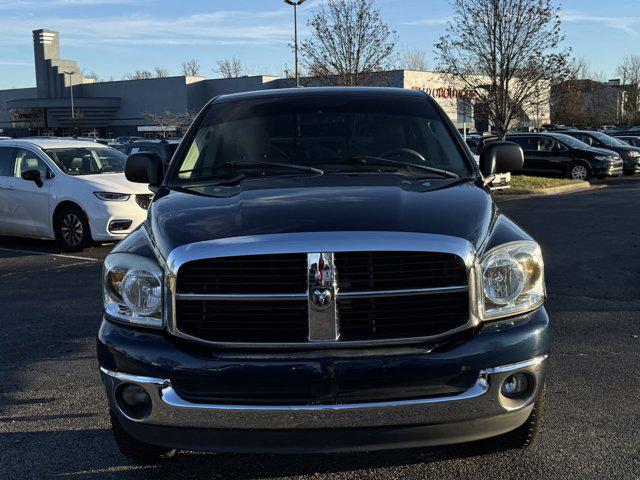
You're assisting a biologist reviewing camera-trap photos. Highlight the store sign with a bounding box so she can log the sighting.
[10,108,46,128]
[411,86,476,100]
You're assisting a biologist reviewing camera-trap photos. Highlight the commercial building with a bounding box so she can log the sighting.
[0,29,550,138]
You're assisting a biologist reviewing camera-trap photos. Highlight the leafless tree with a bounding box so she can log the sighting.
[142,111,195,138]
[299,0,397,86]
[123,69,153,80]
[399,47,428,71]
[154,66,169,78]
[82,69,100,82]
[435,0,571,138]
[181,59,201,77]
[617,55,640,125]
[216,56,245,78]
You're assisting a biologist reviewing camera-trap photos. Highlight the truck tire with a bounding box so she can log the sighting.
[109,410,176,462]
[492,389,545,450]
[55,205,92,251]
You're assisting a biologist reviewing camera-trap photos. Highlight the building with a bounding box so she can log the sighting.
[0,29,550,138]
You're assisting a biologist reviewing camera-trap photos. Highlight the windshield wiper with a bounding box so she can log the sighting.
[181,161,324,176]
[340,156,459,179]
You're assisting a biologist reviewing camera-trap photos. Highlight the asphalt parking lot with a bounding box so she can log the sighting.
[1,178,639,479]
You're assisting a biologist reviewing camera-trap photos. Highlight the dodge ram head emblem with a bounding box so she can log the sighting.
[308,253,335,310]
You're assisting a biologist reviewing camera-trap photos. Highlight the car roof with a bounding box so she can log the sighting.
[214,86,427,104]
[3,137,110,149]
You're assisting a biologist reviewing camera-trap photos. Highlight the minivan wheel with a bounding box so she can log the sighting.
[567,162,590,180]
[110,410,176,462]
[55,206,91,251]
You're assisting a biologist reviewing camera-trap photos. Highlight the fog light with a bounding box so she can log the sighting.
[501,373,530,398]
[109,220,132,232]
[116,383,152,420]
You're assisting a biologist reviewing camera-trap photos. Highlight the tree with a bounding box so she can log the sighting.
[154,66,169,78]
[142,111,195,138]
[123,69,153,80]
[216,56,245,78]
[435,0,571,137]
[82,69,100,82]
[617,55,640,125]
[299,0,397,86]
[399,47,428,71]
[181,59,201,77]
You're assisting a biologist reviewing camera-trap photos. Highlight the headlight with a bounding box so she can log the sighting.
[103,253,163,328]
[478,241,545,320]
[627,151,640,158]
[594,156,608,162]
[94,192,131,201]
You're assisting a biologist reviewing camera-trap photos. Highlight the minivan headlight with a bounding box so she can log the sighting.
[94,192,131,201]
[627,151,640,158]
[478,241,545,320]
[103,253,163,328]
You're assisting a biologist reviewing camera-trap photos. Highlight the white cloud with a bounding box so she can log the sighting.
[562,11,640,37]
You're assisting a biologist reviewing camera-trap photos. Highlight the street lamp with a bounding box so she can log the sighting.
[284,0,306,87]
[63,70,77,135]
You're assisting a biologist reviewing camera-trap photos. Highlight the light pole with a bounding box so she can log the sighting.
[284,0,306,87]
[63,71,77,135]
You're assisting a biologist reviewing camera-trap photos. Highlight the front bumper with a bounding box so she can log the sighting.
[87,199,148,242]
[98,308,550,453]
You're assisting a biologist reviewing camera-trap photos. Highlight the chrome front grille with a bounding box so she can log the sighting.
[171,240,473,347]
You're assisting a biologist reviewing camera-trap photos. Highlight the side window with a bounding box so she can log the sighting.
[14,148,51,179]
[575,134,593,146]
[510,137,532,150]
[0,146,16,177]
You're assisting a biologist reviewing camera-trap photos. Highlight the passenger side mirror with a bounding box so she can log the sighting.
[21,169,43,188]
[125,152,164,186]
[480,141,524,177]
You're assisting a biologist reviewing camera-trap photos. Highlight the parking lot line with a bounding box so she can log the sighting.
[0,247,101,262]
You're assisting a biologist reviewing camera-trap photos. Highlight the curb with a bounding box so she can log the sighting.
[495,182,595,197]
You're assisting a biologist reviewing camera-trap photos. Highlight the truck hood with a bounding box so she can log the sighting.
[76,172,151,194]
[147,175,495,260]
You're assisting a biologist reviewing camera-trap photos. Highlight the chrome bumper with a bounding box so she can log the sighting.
[101,355,547,431]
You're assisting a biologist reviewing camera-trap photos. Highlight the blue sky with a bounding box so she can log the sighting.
[0,0,639,89]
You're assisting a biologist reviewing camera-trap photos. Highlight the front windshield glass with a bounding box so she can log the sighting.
[552,133,590,149]
[172,96,472,184]
[45,147,126,175]
[592,132,628,147]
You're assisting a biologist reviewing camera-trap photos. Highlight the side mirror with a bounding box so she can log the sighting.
[479,141,524,177]
[125,152,164,186]
[21,169,43,188]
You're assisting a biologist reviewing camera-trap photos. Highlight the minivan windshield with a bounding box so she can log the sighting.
[171,96,472,184]
[45,147,126,175]
[591,132,629,148]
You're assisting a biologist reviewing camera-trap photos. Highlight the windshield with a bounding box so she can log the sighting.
[552,133,590,149]
[44,147,126,175]
[171,96,472,184]
[591,132,628,147]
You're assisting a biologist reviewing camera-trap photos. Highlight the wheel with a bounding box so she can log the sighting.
[54,205,91,251]
[491,390,545,450]
[109,410,176,462]
[566,162,590,180]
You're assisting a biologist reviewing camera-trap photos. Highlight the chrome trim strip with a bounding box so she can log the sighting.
[176,286,468,301]
[336,285,469,299]
[176,293,307,301]
[479,354,548,375]
[165,231,479,349]
[99,367,168,386]
[160,377,489,411]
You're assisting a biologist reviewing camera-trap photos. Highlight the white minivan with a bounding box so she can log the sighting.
[0,138,151,250]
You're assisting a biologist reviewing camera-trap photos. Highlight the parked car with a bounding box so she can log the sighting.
[610,135,640,148]
[113,139,180,165]
[98,87,548,461]
[507,132,623,180]
[113,136,144,145]
[0,138,152,250]
[561,130,640,176]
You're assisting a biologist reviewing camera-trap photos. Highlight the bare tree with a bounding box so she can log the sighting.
[181,59,201,77]
[399,47,428,71]
[435,0,571,138]
[216,56,245,78]
[142,111,195,138]
[617,55,640,125]
[154,66,169,78]
[123,69,153,80]
[299,0,397,86]
[82,69,100,82]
